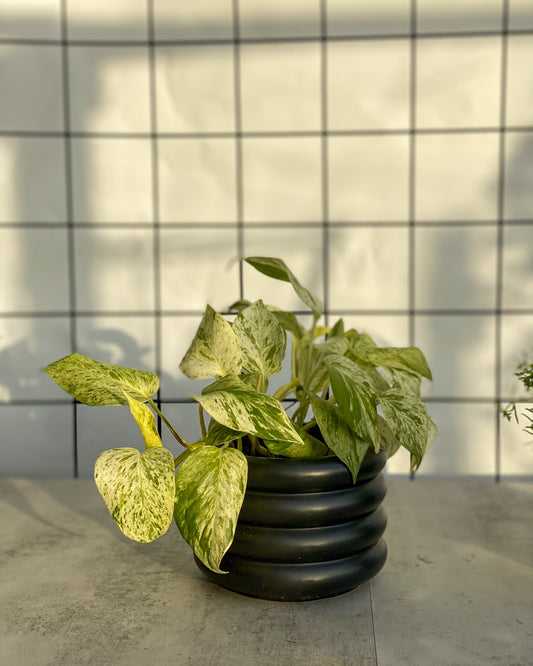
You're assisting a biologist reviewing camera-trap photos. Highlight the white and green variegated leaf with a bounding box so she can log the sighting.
[233,300,286,376]
[206,419,243,447]
[193,375,304,447]
[44,353,159,406]
[263,423,328,458]
[381,366,422,396]
[378,414,400,458]
[348,332,378,356]
[124,393,161,449]
[326,355,381,453]
[360,346,432,380]
[311,396,369,483]
[327,318,345,338]
[315,336,349,358]
[245,256,323,320]
[239,372,269,392]
[174,446,247,574]
[179,305,242,380]
[94,446,175,543]
[379,389,436,469]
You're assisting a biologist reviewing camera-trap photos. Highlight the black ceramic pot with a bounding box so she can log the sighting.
[194,450,388,601]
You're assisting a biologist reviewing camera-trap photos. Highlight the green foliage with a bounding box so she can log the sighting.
[44,256,436,574]
[502,359,533,436]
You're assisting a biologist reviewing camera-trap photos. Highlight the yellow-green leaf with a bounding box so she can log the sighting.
[44,353,159,405]
[174,446,248,573]
[233,300,286,376]
[94,447,175,543]
[124,393,161,449]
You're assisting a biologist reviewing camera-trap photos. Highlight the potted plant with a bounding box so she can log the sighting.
[502,359,533,436]
[45,256,436,601]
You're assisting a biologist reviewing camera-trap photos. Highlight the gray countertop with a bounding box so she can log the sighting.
[1,478,532,666]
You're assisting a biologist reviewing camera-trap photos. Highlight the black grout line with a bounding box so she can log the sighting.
[60,0,78,479]
[495,0,510,483]
[147,0,163,432]
[232,0,245,300]
[320,0,329,326]
[408,0,417,347]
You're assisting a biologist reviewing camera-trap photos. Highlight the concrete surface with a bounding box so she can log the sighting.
[1,478,532,666]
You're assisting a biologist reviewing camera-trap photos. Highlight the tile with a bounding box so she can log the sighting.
[0,317,71,402]
[0,45,63,131]
[509,0,533,30]
[327,0,410,36]
[159,403,204,450]
[76,316,156,372]
[415,315,496,398]
[158,138,236,223]
[77,403,146,477]
[328,39,409,131]
[417,0,502,33]
[242,138,322,223]
[239,0,320,39]
[416,37,501,129]
[328,227,409,310]
[243,227,324,312]
[68,46,150,133]
[240,42,320,132]
[502,225,533,309]
[415,133,499,222]
[67,0,148,40]
[0,137,67,223]
[340,315,410,347]
[0,0,60,39]
[415,226,498,310]
[507,36,533,127]
[0,405,74,477]
[159,228,239,312]
[159,316,213,400]
[0,228,69,312]
[156,45,235,133]
[71,138,152,223]
[504,132,533,220]
[153,0,233,41]
[74,228,155,312]
[329,136,409,222]
[500,315,533,398]
[500,402,533,476]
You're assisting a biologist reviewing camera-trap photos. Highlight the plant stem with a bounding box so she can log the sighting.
[148,399,192,449]
[199,405,207,441]
[174,448,191,467]
[273,378,298,401]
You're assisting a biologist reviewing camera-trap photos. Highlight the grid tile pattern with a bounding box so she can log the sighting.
[1,0,532,479]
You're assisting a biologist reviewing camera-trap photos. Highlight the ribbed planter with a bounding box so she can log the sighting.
[194,450,388,601]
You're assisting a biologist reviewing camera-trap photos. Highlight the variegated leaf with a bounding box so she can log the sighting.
[359,346,432,380]
[245,256,323,320]
[206,419,243,447]
[311,396,369,483]
[94,447,175,542]
[174,446,248,573]
[379,389,436,469]
[271,310,305,338]
[315,336,349,357]
[228,298,252,313]
[179,305,242,380]
[378,414,400,457]
[326,355,381,453]
[44,353,159,406]
[381,366,422,396]
[193,375,304,447]
[233,300,286,376]
[327,318,345,338]
[263,422,329,457]
[124,393,161,449]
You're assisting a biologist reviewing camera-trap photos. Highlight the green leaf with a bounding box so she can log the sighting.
[327,318,345,338]
[174,446,248,574]
[360,346,432,380]
[271,311,306,339]
[124,393,161,449]
[315,336,349,357]
[94,447,175,543]
[311,397,369,483]
[379,389,436,469]
[228,299,252,313]
[326,355,381,453]
[44,353,159,406]
[381,366,422,396]
[233,300,286,376]
[179,305,242,380]
[245,256,323,320]
[193,375,304,447]
[378,414,400,457]
[263,423,329,458]
[206,419,243,447]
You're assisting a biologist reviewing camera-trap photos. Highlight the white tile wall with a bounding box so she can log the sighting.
[0,1,531,480]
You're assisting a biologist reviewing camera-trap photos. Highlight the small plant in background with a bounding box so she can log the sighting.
[502,359,533,436]
[44,257,436,574]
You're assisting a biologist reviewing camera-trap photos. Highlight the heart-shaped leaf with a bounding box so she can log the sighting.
[124,393,161,449]
[233,300,286,376]
[174,446,248,573]
[44,353,159,406]
[179,305,242,380]
[263,423,329,458]
[94,447,175,542]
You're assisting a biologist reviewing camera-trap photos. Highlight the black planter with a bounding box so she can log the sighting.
[194,450,388,601]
